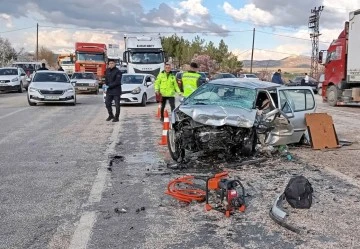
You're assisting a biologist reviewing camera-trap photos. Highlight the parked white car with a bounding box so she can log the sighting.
[238,74,260,80]
[0,67,28,92]
[27,71,76,106]
[103,73,156,106]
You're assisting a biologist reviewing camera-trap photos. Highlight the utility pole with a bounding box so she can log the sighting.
[250,28,255,73]
[36,23,39,61]
[308,6,324,78]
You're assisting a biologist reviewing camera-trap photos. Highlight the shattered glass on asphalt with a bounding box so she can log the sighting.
[180,83,257,128]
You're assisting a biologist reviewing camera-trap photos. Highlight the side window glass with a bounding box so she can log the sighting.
[279,89,315,112]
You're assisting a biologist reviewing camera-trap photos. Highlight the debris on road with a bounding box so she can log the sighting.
[165,175,206,204]
[205,172,246,217]
[114,208,127,214]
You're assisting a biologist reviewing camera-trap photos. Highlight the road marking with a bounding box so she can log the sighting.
[68,212,96,249]
[68,121,122,249]
[323,166,360,189]
[0,108,27,120]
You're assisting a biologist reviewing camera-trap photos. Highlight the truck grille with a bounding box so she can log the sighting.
[39,90,64,95]
[84,65,98,74]
[134,68,160,77]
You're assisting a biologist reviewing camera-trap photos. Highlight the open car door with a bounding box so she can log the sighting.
[272,86,317,145]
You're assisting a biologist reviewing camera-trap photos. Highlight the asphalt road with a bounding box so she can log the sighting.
[1,91,360,249]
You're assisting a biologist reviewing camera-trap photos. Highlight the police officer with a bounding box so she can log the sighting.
[105,59,122,122]
[182,62,201,97]
[155,63,181,122]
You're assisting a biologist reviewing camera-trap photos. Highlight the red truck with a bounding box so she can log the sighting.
[75,42,107,85]
[319,9,360,106]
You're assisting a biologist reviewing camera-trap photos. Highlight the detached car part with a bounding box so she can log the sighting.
[269,193,301,234]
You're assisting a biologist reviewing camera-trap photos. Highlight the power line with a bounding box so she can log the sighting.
[0,26,35,34]
[40,25,253,34]
[256,30,331,44]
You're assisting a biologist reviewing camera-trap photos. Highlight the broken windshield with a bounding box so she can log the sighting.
[184,83,256,110]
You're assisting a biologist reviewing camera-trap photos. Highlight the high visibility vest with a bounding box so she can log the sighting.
[182,71,200,97]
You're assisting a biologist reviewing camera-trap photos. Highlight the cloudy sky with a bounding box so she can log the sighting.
[0,0,359,60]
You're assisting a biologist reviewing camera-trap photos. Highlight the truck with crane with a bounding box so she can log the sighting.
[122,34,165,77]
[74,42,107,85]
[319,9,360,106]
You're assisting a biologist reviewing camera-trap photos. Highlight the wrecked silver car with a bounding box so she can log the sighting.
[167,79,317,161]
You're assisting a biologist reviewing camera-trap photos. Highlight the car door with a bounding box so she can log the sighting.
[276,86,316,144]
[144,75,155,101]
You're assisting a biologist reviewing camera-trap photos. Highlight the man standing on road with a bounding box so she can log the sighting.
[304,73,309,83]
[271,69,284,84]
[37,63,48,71]
[155,63,181,122]
[181,62,201,97]
[105,59,122,122]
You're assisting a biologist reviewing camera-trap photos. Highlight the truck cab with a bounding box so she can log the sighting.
[319,9,360,106]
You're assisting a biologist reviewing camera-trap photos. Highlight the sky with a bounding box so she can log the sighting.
[0,0,359,60]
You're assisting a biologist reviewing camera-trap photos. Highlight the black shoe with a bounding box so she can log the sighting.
[112,117,119,122]
[106,116,114,121]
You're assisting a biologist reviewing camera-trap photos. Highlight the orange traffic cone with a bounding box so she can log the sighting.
[159,110,169,145]
[155,104,161,118]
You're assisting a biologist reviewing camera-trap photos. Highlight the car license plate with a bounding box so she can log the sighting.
[78,87,88,90]
[45,96,59,100]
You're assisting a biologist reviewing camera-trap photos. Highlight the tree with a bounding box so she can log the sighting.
[192,54,217,74]
[221,54,243,74]
[0,37,18,67]
[38,46,56,67]
[214,39,229,64]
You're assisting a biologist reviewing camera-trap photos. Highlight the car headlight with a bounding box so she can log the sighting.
[132,87,141,94]
[66,88,74,92]
[29,87,38,92]
[11,77,19,82]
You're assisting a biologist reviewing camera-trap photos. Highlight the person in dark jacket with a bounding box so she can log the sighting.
[104,59,122,122]
[37,63,49,71]
[58,66,64,71]
[271,69,283,84]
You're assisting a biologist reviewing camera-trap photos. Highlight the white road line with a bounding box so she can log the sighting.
[324,166,360,189]
[68,211,96,249]
[0,108,27,120]
[68,122,122,249]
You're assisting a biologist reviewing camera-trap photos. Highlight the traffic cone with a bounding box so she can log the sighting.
[155,104,161,118]
[159,110,169,145]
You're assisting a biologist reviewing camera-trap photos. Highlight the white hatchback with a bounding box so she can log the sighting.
[103,73,156,106]
[27,71,76,106]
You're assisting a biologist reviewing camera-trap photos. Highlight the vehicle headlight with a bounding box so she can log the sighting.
[29,87,38,92]
[132,87,141,94]
[66,88,74,92]
[11,77,19,82]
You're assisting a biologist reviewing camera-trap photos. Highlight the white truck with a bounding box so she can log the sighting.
[107,43,122,69]
[122,34,165,77]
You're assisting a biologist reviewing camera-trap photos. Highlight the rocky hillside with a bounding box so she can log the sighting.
[242,55,311,68]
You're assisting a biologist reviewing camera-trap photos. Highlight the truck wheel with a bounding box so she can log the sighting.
[327,85,339,107]
[167,129,185,161]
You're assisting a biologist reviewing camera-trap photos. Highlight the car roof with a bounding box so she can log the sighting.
[210,78,280,89]
[1,67,19,70]
[122,73,152,76]
[35,70,67,74]
[73,72,95,74]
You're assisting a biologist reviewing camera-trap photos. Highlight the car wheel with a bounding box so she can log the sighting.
[242,130,256,156]
[167,129,185,161]
[18,83,23,93]
[141,93,147,107]
[327,85,339,107]
[95,88,99,95]
[27,96,36,106]
[71,96,77,106]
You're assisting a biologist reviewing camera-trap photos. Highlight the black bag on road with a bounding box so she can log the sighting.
[284,176,313,209]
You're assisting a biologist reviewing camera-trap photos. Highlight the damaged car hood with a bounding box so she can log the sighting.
[178,105,257,128]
